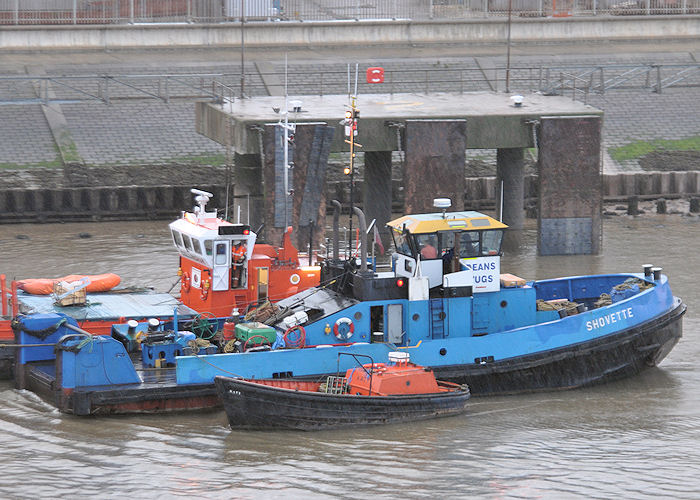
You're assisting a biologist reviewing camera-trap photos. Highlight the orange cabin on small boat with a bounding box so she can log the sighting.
[345,352,457,396]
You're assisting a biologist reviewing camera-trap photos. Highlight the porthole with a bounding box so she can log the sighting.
[500,300,508,308]
[412,313,420,321]
[439,348,447,356]
[354,311,363,320]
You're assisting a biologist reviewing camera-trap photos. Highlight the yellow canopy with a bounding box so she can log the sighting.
[387,211,508,234]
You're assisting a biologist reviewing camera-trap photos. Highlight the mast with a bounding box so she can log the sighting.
[345,65,361,258]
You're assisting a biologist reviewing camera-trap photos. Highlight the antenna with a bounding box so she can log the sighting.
[499,179,504,222]
[345,69,362,259]
[354,63,359,97]
[281,53,294,229]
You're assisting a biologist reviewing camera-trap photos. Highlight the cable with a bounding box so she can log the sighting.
[283,325,306,348]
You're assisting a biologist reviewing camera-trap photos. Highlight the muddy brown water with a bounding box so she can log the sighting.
[0,214,698,499]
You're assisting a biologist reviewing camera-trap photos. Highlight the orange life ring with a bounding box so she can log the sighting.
[333,317,354,340]
[181,272,191,292]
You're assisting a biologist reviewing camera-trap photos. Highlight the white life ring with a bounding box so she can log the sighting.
[333,317,354,340]
[290,273,301,285]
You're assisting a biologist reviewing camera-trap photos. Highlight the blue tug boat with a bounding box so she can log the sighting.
[12,200,686,414]
[182,199,686,395]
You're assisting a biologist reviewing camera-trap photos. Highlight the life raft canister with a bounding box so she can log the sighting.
[333,317,354,340]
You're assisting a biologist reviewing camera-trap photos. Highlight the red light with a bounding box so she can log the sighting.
[243,229,250,235]
[396,278,404,287]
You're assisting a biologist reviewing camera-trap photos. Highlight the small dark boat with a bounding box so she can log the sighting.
[215,352,470,431]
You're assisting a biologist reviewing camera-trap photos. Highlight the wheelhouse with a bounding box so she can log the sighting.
[388,210,508,291]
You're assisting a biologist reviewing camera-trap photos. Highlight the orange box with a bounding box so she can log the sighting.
[500,273,526,288]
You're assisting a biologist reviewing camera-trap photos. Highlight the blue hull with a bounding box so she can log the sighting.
[12,272,685,414]
[176,273,685,395]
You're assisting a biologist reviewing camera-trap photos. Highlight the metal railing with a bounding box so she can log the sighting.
[0,63,698,105]
[0,0,698,24]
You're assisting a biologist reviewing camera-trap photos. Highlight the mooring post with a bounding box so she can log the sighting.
[627,196,639,216]
[656,198,667,214]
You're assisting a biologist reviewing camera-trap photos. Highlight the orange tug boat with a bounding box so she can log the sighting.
[215,352,470,431]
[170,189,320,317]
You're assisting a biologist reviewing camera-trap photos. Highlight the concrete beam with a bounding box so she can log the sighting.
[196,93,599,154]
[0,17,698,51]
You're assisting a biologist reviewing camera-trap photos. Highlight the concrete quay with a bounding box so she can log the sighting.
[0,34,698,224]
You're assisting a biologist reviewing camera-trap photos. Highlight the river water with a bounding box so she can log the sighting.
[0,214,698,499]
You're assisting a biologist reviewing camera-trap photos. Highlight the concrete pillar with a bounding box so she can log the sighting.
[538,115,602,255]
[262,123,333,249]
[404,120,467,213]
[363,150,393,249]
[234,152,264,237]
[496,148,525,250]
[496,148,525,222]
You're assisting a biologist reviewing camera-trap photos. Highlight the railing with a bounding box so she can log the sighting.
[1,63,698,105]
[0,0,698,25]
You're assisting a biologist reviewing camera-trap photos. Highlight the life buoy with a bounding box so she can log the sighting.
[181,272,191,292]
[333,317,354,340]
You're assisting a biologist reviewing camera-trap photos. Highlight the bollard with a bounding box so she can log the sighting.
[652,267,662,281]
[642,264,653,277]
[627,196,639,215]
[656,198,666,214]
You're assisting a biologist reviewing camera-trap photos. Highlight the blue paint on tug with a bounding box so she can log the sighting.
[175,208,685,395]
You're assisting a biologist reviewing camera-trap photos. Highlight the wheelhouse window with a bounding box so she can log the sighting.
[215,242,228,265]
[171,229,184,248]
[415,233,439,259]
[459,231,480,258]
[204,240,213,256]
[192,238,203,256]
[481,230,504,256]
[392,230,414,256]
[182,234,194,252]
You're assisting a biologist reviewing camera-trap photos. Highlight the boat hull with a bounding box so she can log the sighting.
[434,298,686,395]
[214,377,471,431]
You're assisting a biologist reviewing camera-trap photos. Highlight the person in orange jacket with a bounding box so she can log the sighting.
[231,241,247,287]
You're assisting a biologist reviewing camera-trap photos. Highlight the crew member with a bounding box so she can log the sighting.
[419,235,438,260]
[232,241,247,288]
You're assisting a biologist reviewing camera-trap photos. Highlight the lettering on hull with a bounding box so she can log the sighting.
[586,307,634,331]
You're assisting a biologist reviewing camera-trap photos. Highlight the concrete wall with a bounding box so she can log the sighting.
[0,16,698,51]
